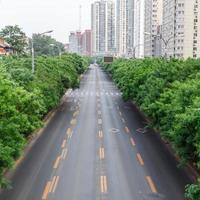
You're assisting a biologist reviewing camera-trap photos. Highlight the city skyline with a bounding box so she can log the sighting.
[0,0,99,43]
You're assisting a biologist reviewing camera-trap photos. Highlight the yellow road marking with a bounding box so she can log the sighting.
[99,148,105,159]
[125,126,130,134]
[73,111,79,117]
[61,140,67,148]
[53,156,61,169]
[136,153,144,166]
[42,181,51,200]
[66,128,71,136]
[49,176,56,193]
[100,176,108,193]
[70,118,77,125]
[130,138,136,147]
[146,176,157,193]
[98,119,102,125]
[61,148,68,159]
[52,176,60,193]
[99,130,103,138]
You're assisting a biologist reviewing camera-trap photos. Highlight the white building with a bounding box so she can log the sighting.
[133,0,163,58]
[91,0,116,56]
[116,0,128,56]
[162,0,200,59]
[134,0,145,58]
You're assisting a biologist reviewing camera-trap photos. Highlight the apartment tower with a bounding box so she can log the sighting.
[162,0,200,58]
[91,0,116,56]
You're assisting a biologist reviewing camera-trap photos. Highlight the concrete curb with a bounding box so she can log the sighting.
[2,88,73,185]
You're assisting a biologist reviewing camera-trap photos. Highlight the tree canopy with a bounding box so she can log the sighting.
[0,25,27,55]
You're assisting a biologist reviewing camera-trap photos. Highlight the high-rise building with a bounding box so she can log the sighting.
[82,30,92,56]
[134,0,163,58]
[69,32,78,53]
[127,0,135,57]
[162,0,200,58]
[91,0,116,56]
[116,0,128,56]
[134,0,145,58]
[68,31,83,54]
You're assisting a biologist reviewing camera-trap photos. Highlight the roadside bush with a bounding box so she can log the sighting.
[103,58,200,198]
[0,53,89,188]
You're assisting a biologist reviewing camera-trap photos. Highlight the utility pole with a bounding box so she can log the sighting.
[31,30,53,74]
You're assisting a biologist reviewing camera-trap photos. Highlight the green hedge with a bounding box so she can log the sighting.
[0,54,89,188]
[103,58,200,199]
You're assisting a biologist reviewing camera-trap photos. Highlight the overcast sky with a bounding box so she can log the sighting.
[0,0,95,43]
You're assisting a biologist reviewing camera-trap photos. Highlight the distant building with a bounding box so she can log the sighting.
[64,43,70,52]
[82,30,92,56]
[0,38,12,55]
[91,0,116,56]
[133,0,163,58]
[116,0,128,56]
[162,0,200,58]
[68,31,83,54]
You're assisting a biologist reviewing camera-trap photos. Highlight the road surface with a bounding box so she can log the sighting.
[0,65,193,200]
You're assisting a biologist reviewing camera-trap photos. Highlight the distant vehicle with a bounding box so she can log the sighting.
[104,56,114,64]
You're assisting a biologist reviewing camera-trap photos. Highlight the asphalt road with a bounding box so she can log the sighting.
[0,64,193,200]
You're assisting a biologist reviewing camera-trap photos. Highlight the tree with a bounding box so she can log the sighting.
[30,34,64,56]
[0,25,27,55]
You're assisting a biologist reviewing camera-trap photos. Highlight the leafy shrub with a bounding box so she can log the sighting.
[0,53,89,188]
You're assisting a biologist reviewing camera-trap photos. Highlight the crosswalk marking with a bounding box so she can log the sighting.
[67,91,122,97]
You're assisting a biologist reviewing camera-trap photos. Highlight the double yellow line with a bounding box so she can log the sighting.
[99,147,105,160]
[42,176,60,200]
[99,130,103,138]
[100,176,108,193]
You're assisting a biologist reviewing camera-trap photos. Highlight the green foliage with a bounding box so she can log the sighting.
[103,58,200,198]
[0,25,27,55]
[185,184,200,200]
[30,34,64,56]
[0,53,89,188]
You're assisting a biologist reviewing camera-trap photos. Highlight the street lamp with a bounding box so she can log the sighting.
[144,32,183,58]
[31,30,53,73]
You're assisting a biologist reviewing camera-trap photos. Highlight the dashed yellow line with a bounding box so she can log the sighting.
[125,126,130,134]
[146,176,157,193]
[66,128,72,138]
[70,118,77,125]
[66,128,71,136]
[49,176,56,193]
[130,138,136,147]
[98,119,102,125]
[99,147,105,160]
[61,139,67,148]
[42,181,51,200]
[52,176,60,193]
[53,156,61,169]
[99,130,103,138]
[61,148,68,159]
[100,176,108,193]
[136,153,144,166]
[73,111,79,117]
